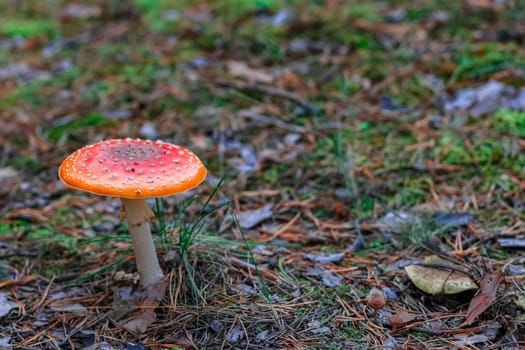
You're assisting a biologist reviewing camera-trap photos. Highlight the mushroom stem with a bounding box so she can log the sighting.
[121,198,164,287]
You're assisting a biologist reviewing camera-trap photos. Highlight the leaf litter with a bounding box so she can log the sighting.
[0,292,17,318]
[0,0,524,349]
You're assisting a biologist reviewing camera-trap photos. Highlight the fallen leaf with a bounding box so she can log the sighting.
[434,212,474,227]
[4,208,49,223]
[0,292,17,317]
[462,272,502,326]
[463,0,505,10]
[227,61,273,84]
[383,336,397,350]
[49,303,87,315]
[0,275,38,289]
[497,238,525,248]
[391,311,416,324]
[0,167,18,181]
[439,80,525,117]
[480,321,502,341]
[309,326,331,335]
[389,311,416,332]
[60,3,101,19]
[210,320,224,333]
[259,8,292,27]
[304,267,325,276]
[230,284,256,295]
[111,280,167,333]
[321,272,342,287]
[304,267,342,287]
[226,325,244,344]
[376,211,418,231]
[331,202,350,218]
[255,329,270,342]
[278,72,301,89]
[238,204,273,229]
[354,19,410,38]
[454,334,489,346]
[422,160,463,172]
[303,252,344,264]
[405,255,478,294]
[228,145,258,173]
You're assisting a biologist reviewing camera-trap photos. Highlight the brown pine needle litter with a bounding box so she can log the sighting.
[1,0,525,349]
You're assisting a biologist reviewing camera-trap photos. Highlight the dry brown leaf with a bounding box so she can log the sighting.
[112,280,168,333]
[389,311,417,332]
[462,272,502,326]
[227,61,273,83]
[354,19,410,38]
[4,208,50,223]
[0,275,38,289]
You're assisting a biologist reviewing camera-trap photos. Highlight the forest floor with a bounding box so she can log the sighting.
[0,1,525,349]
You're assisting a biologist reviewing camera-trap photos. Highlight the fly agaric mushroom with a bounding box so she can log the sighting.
[59,138,206,287]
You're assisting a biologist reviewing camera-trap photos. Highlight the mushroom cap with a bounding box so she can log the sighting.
[59,138,206,199]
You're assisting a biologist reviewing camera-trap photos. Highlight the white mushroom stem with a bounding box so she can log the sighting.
[120,198,164,287]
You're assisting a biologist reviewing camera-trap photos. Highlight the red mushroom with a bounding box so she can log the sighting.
[59,138,206,287]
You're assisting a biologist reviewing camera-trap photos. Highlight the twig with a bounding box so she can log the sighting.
[226,257,279,281]
[32,276,55,311]
[409,326,444,336]
[266,212,301,241]
[238,110,306,133]
[348,219,367,252]
[215,81,316,114]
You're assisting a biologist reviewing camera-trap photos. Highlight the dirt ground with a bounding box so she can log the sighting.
[0,1,524,349]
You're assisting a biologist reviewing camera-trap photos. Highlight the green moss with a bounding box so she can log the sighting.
[494,109,525,137]
[341,2,379,22]
[0,18,58,38]
[0,80,47,108]
[341,325,364,340]
[434,131,470,165]
[8,155,43,174]
[0,222,29,236]
[449,43,523,83]
[44,114,110,144]
[27,228,54,239]
[261,163,287,184]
